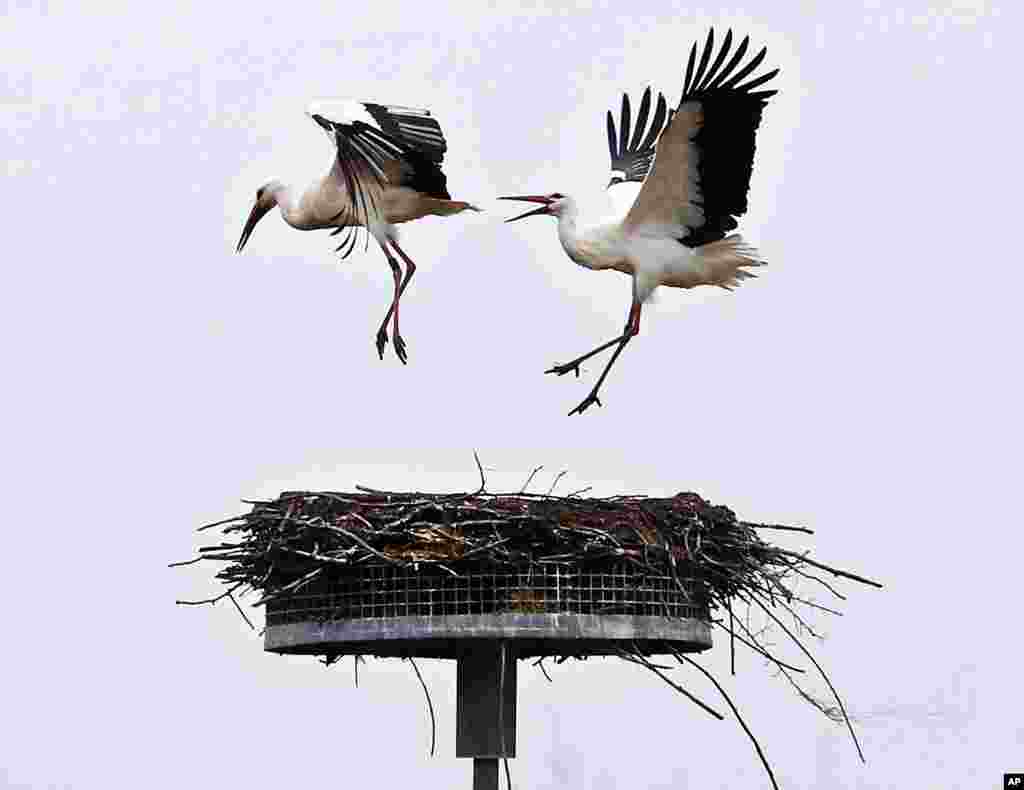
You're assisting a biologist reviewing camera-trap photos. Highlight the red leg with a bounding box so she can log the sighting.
[548,298,642,416]
[386,238,418,364]
[375,242,404,362]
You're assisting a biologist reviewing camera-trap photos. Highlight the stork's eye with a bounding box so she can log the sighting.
[256,188,264,199]
[551,192,565,199]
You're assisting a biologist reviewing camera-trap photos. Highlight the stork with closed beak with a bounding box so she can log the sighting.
[502,30,779,415]
[236,101,480,364]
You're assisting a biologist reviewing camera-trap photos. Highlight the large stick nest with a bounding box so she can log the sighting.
[176,477,882,784]
[190,487,865,614]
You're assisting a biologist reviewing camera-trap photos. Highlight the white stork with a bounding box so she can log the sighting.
[236,101,480,364]
[501,30,779,415]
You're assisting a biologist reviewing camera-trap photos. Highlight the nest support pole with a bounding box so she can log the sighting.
[457,640,517,790]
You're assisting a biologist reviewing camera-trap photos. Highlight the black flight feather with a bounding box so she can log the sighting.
[606,88,671,186]
[662,29,779,248]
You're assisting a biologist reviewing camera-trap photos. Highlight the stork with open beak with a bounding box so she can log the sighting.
[502,29,779,415]
[237,100,480,364]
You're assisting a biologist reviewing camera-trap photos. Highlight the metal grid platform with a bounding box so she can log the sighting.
[264,564,712,658]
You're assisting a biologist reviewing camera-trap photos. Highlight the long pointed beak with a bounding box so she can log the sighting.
[499,195,554,223]
[236,202,272,253]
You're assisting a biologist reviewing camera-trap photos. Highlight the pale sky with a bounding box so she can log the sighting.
[3,1,1021,788]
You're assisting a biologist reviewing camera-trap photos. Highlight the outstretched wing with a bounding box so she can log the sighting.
[605,87,670,218]
[622,29,779,247]
[307,100,452,240]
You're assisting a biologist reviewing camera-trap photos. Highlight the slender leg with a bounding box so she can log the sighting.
[550,299,642,416]
[375,242,404,362]
[386,238,418,365]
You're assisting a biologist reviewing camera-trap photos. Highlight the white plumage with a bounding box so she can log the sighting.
[502,29,779,415]
[236,100,479,364]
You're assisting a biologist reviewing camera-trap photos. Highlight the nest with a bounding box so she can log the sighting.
[200,490,787,608]
[175,475,882,785]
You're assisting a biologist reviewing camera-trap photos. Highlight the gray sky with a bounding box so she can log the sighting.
[3,1,1020,787]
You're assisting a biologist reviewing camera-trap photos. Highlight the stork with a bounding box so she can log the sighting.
[236,101,480,364]
[501,30,779,415]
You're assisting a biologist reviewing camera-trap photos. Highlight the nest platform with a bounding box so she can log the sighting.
[179,482,881,789]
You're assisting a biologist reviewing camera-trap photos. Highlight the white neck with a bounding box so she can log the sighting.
[270,183,302,226]
[555,199,588,266]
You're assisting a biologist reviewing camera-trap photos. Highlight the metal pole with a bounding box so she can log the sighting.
[473,758,499,790]
[457,641,516,789]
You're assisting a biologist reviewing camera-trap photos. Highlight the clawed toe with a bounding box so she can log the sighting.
[394,334,408,365]
[545,362,582,378]
[568,393,602,416]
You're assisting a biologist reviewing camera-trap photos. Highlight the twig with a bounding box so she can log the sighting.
[773,549,883,589]
[408,658,436,757]
[789,595,844,617]
[711,619,806,674]
[751,596,865,762]
[176,582,243,606]
[227,591,255,631]
[774,663,844,723]
[168,557,205,567]
[473,450,487,494]
[617,650,724,721]
[196,515,247,532]
[786,564,848,601]
[519,465,544,494]
[670,647,779,790]
[546,471,568,496]
[748,522,815,535]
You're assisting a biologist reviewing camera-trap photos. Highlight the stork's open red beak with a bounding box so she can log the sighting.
[499,195,555,222]
[236,201,272,253]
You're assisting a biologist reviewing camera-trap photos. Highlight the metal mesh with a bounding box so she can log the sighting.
[266,564,708,627]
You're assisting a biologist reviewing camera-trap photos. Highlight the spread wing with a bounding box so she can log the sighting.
[605,87,670,218]
[622,29,779,247]
[307,100,453,246]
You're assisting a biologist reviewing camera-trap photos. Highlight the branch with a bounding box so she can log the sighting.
[670,647,779,790]
[617,649,724,721]
[546,471,568,496]
[750,596,866,763]
[407,658,436,757]
[473,450,487,494]
[711,618,806,674]
[228,591,255,631]
[774,549,883,589]
[175,582,243,606]
[519,465,544,494]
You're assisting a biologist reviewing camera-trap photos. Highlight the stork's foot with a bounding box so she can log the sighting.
[545,360,584,378]
[375,328,389,360]
[567,391,603,416]
[393,333,408,365]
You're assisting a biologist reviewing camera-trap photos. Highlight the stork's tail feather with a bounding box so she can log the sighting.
[695,234,766,290]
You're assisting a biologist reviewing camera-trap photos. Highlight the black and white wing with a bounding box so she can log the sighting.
[623,29,779,247]
[307,100,453,246]
[605,87,671,218]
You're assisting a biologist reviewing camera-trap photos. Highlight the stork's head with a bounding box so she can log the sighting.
[236,179,283,253]
[499,193,571,222]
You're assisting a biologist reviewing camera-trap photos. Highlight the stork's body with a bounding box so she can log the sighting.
[551,202,756,289]
[237,101,479,363]
[503,29,778,414]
